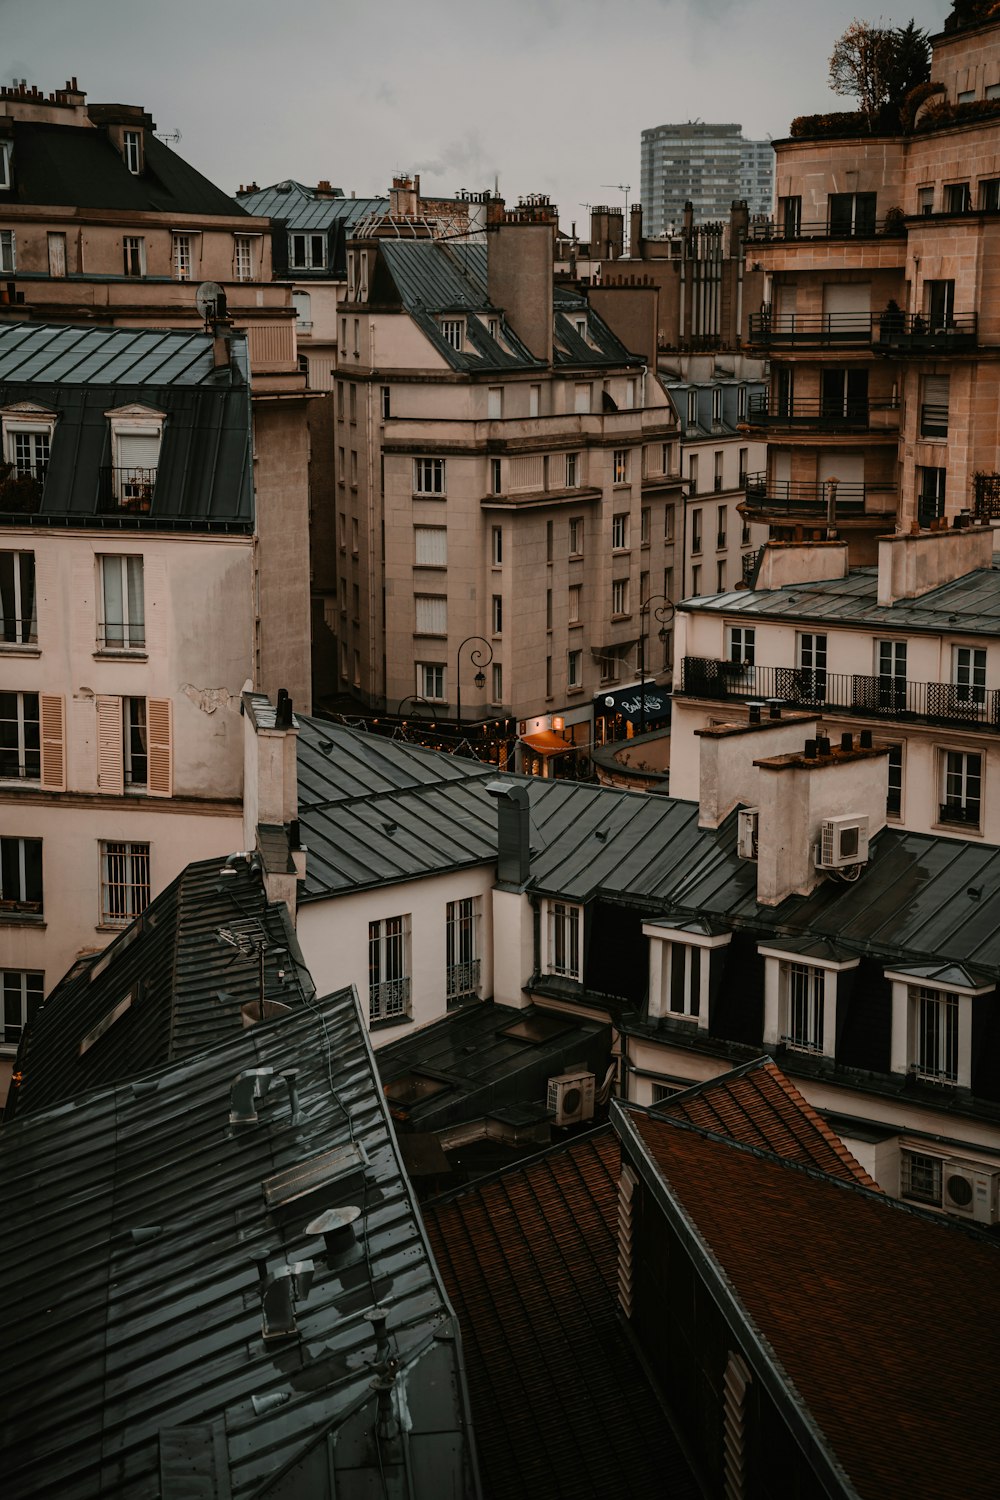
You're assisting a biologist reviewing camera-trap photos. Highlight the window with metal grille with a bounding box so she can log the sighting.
[0,691,40,780]
[0,836,42,913]
[0,968,42,1047]
[99,556,145,649]
[783,962,824,1052]
[446,898,480,1004]
[413,458,446,496]
[369,915,410,1022]
[914,986,959,1082]
[100,841,150,927]
[548,902,581,979]
[900,1149,943,1205]
[440,318,464,351]
[0,551,36,644]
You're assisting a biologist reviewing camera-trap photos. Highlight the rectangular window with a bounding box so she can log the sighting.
[369,915,410,1022]
[917,185,935,215]
[716,504,727,549]
[353,318,360,356]
[492,594,503,635]
[414,526,447,568]
[352,583,360,621]
[491,525,503,566]
[0,230,15,274]
[692,564,701,595]
[290,232,326,269]
[668,943,701,1018]
[953,646,987,705]
[10,430,50,483]
[920,375,949,438]
[546,655,553,697]
[548,902,581,979]
[529,384,541,417]
[901,1150,943,1205]
[712,389,723,425]
[381,385,391,420]
[123,697,147,789]
[0,551,36,644]
[828,192,877,235]
[691,508,703,553]
[886,743,903,817]
[797,632,828,697]
[664,506,674,543]
[979,178,1000,212]
[612,513,629,550]
[546,589,553,630]
[574,383,591,415]
[351,517,359,556]
[349,384,357,423]
[446,898,480,1004]
[415,595,447,636]
[914,987,959,1082]
[941,750,982,826]
[687,390,698,426]
[487,317,500,340]
[641,507,651,546]
[727,625,755,665]
[779,195,802,235]
[926,279,955,327]
[546,520,553,564]
[0,691,39,781]
[413,458,446,496]
[419,662,446,701]
[46,231,66,278]
[689,454,699,493]
[234,237,254,282]
[0,143,10,191]
[613,449,629,484]
[0,969,43,1047]
[122,236,145,277]
[568,584,581,624]
[918,466,946,527]
[612,578,629,616]
[565,452,579,487]
[737,386,748,421]
[349,450,358,487]
[662,442,674,475]
[100,841,149,927]
[487,386,503,419]
[625,378,636,408]
[877,639,907,707]
[738,447,748,485]
[359,251,369,299]
[944,182,971,214]
[490,457,502,495]
[172,234,192,281]
[440,318,464,351]
[491,662,503,703]
[0,836,42,913]
[569,518,583,557]
[714,451,724,492]
[783,963,824,1052]
[99,556,145,649]
[716,562,726,591]
[123,130,141,174]
[568,648,582,687]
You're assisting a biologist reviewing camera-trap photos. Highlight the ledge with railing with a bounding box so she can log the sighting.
[369,976,411,1023]
[678,657,1000,731]
[742,473,895,519]
[446,958,481,1004]
[98,466,158,516]
[747,309,977,351]
[974,473,1000,520]
[746,394,899,432]
[747,216,901,243]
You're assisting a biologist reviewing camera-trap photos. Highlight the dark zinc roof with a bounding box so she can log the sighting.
[0,322,254,528]
[1,987,478,1499]
[5,119,253,217]
[6,855,313,1121]
[236,181,388,233]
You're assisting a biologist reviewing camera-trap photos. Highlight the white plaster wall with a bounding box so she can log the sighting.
[295,864,497,1045]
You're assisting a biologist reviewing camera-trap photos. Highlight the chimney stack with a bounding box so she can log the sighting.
[486,780,531,886]
[487,209,555,364]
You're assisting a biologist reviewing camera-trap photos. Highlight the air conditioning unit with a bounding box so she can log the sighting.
[547,1071,596,1127]
[737,807,759,861]
[816,814,869,870]
[942,1162,1000,1224]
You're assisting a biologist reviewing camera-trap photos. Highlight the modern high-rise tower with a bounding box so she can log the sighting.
[640,123,773,235]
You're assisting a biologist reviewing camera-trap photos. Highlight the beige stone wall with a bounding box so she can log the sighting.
[253,399,313,712]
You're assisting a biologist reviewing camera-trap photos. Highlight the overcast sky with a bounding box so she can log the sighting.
[6,0,947,221]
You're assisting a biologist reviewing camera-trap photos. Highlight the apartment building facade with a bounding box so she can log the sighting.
[0,80,311,707]
[0,321,256,1097]
[741,5,1000,562]
[640,123,773,234]
[330,208,682,769]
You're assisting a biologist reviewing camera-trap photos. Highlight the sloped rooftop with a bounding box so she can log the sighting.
[236,180,388,232]
[0,320,249,386]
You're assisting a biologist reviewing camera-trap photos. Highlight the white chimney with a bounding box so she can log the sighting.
[695,706,820,828]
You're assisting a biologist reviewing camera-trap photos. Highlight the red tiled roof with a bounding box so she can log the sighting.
[423,1130,700,1500]
[656,1058,879,1189]
[628,1117,1000,1500]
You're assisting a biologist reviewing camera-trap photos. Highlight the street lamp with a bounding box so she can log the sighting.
[455,636,493,726]
[638,594,675,735]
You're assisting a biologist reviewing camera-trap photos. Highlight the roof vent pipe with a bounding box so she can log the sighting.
[767,699,783,719]
[817,735,831,756]
[308,1205,363,1266]
[841,732,854,752]
[860,729,873,749]
[257,1258,315,1341]
[485,779,531,886]
[804,739,818,759]
[275,689,294,730]
[229,1067,274,1125]
[747,700,765,724]
[280,1068,304,1125]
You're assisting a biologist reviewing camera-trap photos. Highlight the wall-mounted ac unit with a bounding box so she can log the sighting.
[943,1162,1000,1224]
[816,814,869,870]
[737,807,759,861]
[547,1071,596,1127]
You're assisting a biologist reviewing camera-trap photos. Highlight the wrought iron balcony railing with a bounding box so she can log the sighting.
[746,394,899,431]
[679,657,1000,730]
[98,466,158,516]
[743,473,893,518]
[874,311,977,351]
[0,467,44,515]
[446,958,481,1002]
[748,309,977,351]
[748,311,873,346]
[369,976,411,1023]
[975,473,1000,519]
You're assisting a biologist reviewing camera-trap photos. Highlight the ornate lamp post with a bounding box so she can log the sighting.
[455,636,493,726]
[638,594,675,735]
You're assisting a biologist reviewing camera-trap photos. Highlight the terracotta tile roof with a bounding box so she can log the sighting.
[625,1116,1000,1500]
[423,1130,700,1500]
[656,1057,879,1189]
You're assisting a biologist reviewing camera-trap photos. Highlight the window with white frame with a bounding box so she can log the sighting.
[414,526,447,568]
[446,897,481,1003]
[359,251,369,299]
[565,452,579,487]
[491,525,503,567]
[0,835,42,914]
[612,513,629,550]
[781,962,825,1052]
[290,232,325,270]
[172,234,192,281]
[0,230,15,274]
[123,697,147,789]
[547,901,581,980]
[569,517,583,556]
[8,427,50,484]
[106,405,163,512]
[440,318,464,351]
[491,594,503,635]
[568,648,582,687]
[122,236,145,277]
[900,1149,944,1206]
[0,691,39,781]
[98,556,145,649]
[612,578,630,616]
[613,449,629,484]
[0,968,42,1048]
[667,943,703,1019]
[413,458,446,496]
[122,130,141,174]
[419,662,446,701]
[491,662,503,702]
[686,389,698,426]
[915,987,960,1082]
[414,595,447,636]
[234,236,254,282]
[737,385,747,421]
[940,749,982,826]
[369,914,410,1022]
[886,743,903,818]
[100,841,150,927]
[726,624,755,665]
[97,694,170,797]
[712,387,723,424]
[0,550,36,644]
[953,646,986,705]
[291,290,312,330]
[888,968,987,1088]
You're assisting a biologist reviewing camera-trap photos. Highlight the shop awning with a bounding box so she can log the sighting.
[520,731,575,756]
[595,682,672,725]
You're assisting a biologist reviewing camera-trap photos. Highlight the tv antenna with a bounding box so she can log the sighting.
[601,183,632,251]
[155,128,182,146]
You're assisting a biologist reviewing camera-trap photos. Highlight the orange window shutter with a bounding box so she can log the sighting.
[40,694,66,791]
[96,695,124,794]
[147,697,172,798]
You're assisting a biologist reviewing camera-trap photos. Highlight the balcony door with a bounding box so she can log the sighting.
[822,282,871,339]
[828,193,877,236]
[877,640,907,712]
[925,279,955,329]
[820,368,868,422]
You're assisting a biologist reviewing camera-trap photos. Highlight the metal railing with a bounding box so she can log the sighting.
[975,473,1000,519]
[369,976,411,1023]
[741,548,763,587]
[0,470,44,515]
[874,311,977,351]
[748,311,875,345]
[743,473,893,518]
[748,309,977,350]
[446,959,481,1002]
[747,216,898,242]
[746,394,897,431]
[98,466,157,515]
[679,657,1000,729]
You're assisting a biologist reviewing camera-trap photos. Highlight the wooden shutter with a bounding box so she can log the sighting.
[96,695,124,794]
[39,694,66,791]
[147,697,172,798]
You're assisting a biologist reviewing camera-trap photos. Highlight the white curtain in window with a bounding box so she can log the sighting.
[415,596,447,634]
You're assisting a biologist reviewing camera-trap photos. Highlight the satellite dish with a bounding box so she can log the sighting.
[195,281,226,325]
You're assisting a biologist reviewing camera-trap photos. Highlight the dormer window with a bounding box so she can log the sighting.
[440,318,464,351]
[105,404,165,514]
[644,919,732,1029]
[1,404,57,496]
[887,964,992,1088]
[759,940,860,1059]
[123,130,141,175]
[290,232,325,270]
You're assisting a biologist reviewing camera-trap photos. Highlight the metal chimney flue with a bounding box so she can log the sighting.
[804,739,818,759]
[860,729,873,749]
[841,732,854,752]
[817,735,831,756]
[308,1205,362,1266]
[258,1259,315,1340]
[229,1067,274,1125]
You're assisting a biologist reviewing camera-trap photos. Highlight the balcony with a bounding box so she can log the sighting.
[974,473,1000,520]
[0,463,44,516]
[747,310,977,353]
[746,394,899,433]
[98,466,157,516]
[679,657,1000,731]
[747,216,901,243]
[874,310,977,354]
[743,473,893,520]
